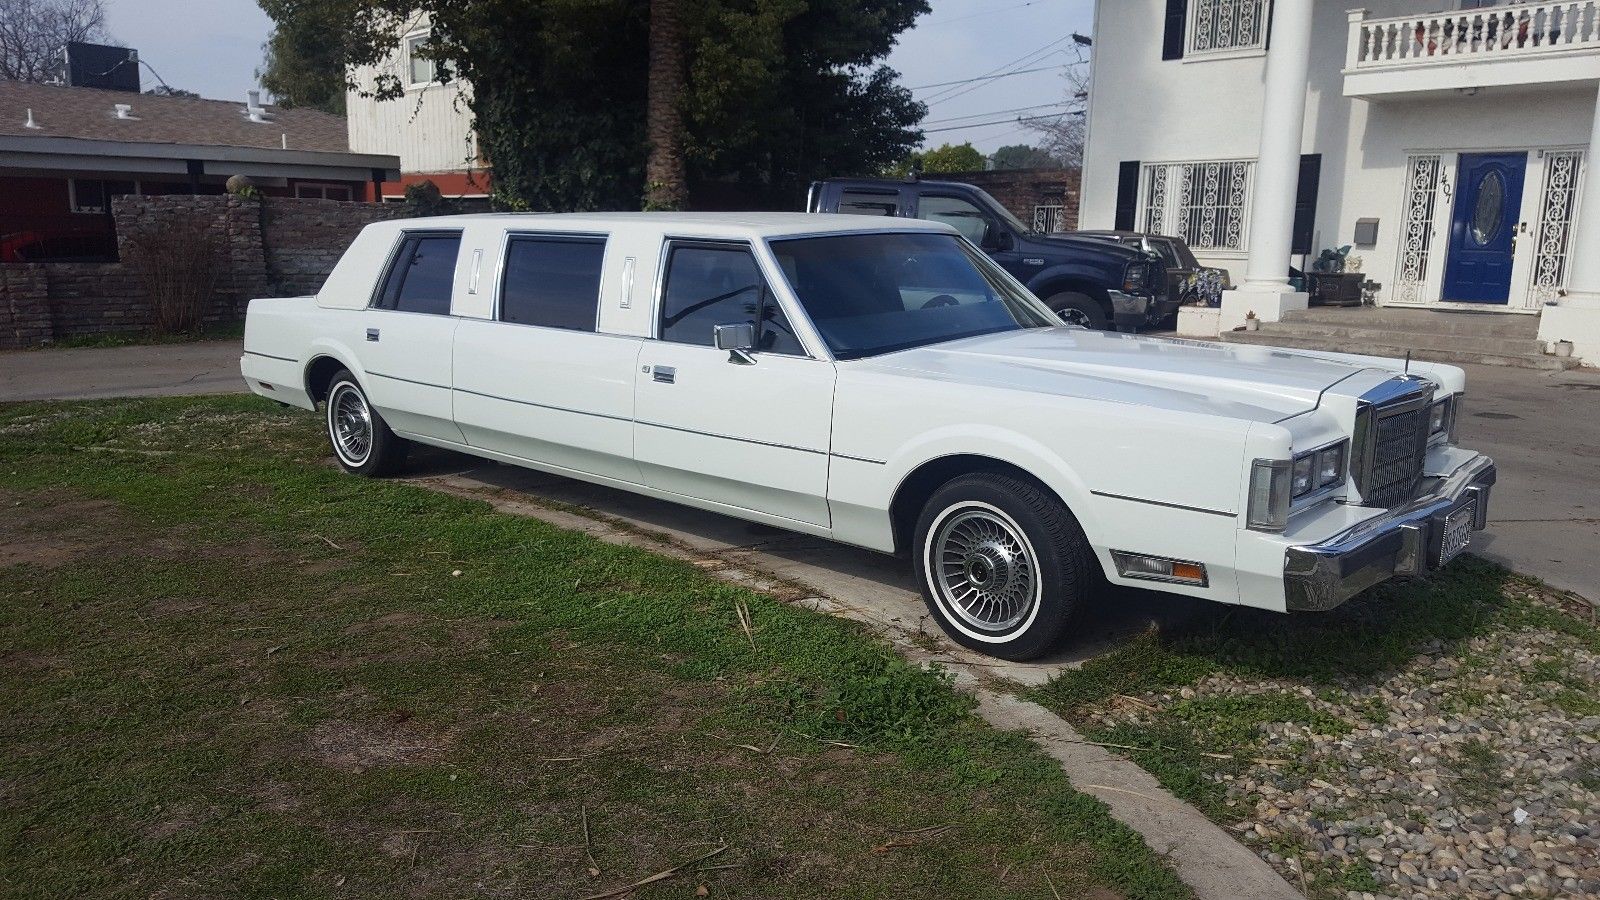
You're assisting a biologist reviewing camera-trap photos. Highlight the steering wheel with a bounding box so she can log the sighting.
[920,294,959,310]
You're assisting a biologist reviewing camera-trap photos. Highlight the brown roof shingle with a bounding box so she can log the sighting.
[0,79,350,152]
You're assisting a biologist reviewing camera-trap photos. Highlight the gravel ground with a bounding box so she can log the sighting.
[1078,584,1600,900]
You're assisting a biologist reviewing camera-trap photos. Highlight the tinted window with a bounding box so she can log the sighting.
[838,190,898,217]
[917,195,992,244]
[770,232,1054,360]
[376,233,460,315]
[499,236,605,331]
[660,245,804,355]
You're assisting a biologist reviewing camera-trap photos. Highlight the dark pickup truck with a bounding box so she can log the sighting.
[806,177,1175,330]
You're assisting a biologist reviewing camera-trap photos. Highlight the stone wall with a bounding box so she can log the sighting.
[0,195,401,349]
[935,168,1083,232]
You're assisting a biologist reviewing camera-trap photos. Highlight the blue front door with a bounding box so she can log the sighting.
[1442,152,1526,304]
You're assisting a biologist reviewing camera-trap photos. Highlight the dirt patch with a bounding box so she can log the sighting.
[306,718,451,773]
[141,804,220,841]
[341,611,430,637]
[0,495,120,570]
[0,650,67,673]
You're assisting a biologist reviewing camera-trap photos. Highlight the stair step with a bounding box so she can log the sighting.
[1247,323,1544,356]
[1218,330,1578,371]
[1280,307,1540,338]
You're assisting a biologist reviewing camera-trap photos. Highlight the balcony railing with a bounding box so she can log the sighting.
[1347,3,1600,71]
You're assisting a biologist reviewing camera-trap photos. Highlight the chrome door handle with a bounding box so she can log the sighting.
[366,328,380,342]
[652,365,676,384]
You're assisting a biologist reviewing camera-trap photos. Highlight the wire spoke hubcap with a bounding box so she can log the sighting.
[330,385,373,465]
[933,508,1037,632]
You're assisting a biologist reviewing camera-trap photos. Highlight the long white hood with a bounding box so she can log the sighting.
[850,327,1406,424]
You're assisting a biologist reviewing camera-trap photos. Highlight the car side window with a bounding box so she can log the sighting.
[375,232,461,315]
[838,189,899,216]
[916,195,992,246]
[499,235,606,331]
[659,244,804,356]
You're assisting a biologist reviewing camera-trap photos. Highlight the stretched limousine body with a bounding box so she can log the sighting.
[241,213,1495,660]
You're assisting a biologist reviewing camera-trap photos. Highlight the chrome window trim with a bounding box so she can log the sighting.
[648,237,819,360]
[367,228,466,313]
[492,230,610,333]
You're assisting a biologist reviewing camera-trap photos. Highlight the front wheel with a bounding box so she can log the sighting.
[325,371,409,476]
[1045,291,1109,330]
[912,473,1094,661]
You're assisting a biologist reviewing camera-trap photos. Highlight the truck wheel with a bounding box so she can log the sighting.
[325,371,409,476]
[1046,291,1108,330]
[913,473,1092,661]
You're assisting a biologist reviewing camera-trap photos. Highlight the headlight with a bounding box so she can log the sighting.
[1247,459,1292,531]
[1291,455,1315,498]
[1429,395,1458,442]
[1122,261,1150,293]
[1315,442,1347,487]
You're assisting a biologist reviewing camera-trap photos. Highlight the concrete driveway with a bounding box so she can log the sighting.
[2,340,1593,603]
[0,340,244,402]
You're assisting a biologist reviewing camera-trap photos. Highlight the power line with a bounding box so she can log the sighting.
[922,101,1070,125]
[917,32,1078,103]
[906,64,1072,92]
[917,0,1053,29]
[922,111,1077,134]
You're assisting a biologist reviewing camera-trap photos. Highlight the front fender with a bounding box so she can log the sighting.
[1026,263,1114,299]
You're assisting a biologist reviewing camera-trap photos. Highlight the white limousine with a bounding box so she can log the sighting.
[241,213,1496,660]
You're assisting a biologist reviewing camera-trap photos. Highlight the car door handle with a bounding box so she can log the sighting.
[366,328,380,342]
[652,365,676,384]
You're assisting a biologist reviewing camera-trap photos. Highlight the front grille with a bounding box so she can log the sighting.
[1364,405,1429,508]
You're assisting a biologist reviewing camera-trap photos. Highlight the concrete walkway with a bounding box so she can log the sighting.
[0,340,245,402]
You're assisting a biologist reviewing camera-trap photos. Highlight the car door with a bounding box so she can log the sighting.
[361,229,466,442]
[451,232,643,483]
[633,240,835,528]
[912,192,1025,278]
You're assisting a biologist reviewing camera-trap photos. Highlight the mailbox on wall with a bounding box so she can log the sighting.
[1354,218,1380,247]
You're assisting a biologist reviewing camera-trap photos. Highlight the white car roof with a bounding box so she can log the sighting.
[372,211,957,240]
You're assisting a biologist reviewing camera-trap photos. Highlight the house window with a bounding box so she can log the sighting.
[406,33,437,86]
[1188,0,1268,55]
[1141,160,1254,252]
[294,183,353,201]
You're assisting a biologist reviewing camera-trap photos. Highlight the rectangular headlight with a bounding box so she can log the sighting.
[1316,442,1347,487]
[1428,398,1450,436]
[1291,454,1315,498]
[1247,459,1292,531]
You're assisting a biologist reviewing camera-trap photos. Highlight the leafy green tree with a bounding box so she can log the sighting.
[256,0,355,114]
[916,142,984,174]
[989,144,1060,170]
[260,0,926,211]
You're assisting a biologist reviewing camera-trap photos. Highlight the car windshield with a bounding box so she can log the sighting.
[767,232,1059,360]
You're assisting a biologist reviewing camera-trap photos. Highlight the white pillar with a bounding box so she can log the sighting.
[1537,81,1600,363]
[1241,0,1315,291]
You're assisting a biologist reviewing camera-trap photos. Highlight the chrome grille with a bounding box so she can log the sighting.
[1354,378,1434,509]
[1365,406,1429,508]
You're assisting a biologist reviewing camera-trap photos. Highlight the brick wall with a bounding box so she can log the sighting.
[0,195,400,349]
[934,168,1082,232]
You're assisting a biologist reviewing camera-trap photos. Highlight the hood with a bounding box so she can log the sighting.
[1032,231,1146,260]
[852,327,1385,423]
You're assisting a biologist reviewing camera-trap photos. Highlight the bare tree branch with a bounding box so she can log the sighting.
[1022,63,1089,169]
[0,0,108,83]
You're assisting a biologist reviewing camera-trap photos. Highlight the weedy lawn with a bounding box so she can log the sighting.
[0,396,1188,900]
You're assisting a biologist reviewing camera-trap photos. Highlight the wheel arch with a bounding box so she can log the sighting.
[302,341,365,405]
[888,453,1089,558]
[1029,276,1112,316]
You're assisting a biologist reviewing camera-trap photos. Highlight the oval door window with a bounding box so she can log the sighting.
[1471,170,1505,246]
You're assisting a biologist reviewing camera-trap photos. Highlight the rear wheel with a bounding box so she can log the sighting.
[325,371,409,476]
[912,473,1093,661]
[1045,291,1109,330]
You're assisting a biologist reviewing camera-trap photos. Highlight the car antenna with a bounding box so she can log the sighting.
[1404,350,1412,374]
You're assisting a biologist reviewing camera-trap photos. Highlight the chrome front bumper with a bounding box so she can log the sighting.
[1283,455,1496,611]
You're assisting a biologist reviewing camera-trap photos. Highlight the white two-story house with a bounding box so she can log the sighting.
[1080,0,1600,365]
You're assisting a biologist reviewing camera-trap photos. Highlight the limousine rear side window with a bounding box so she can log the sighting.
[658,243,804,356]
[499,234,606,332]
[373,231,462,315]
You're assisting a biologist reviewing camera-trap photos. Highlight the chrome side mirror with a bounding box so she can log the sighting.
[713,322,756,365]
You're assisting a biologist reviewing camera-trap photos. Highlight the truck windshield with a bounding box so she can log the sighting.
[767,232,1059,360]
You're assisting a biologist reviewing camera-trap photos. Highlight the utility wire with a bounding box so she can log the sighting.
[917,32,1078,103]
[922,111,1076,134]
[917,0,1053,29]
[921,100,1069,125]
[907,64,1072,92]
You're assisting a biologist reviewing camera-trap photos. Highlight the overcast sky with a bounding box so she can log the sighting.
[102,0,1093,154]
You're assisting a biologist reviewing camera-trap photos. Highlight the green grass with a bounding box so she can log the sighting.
[0,396,1190,900]
[24,321,244,350]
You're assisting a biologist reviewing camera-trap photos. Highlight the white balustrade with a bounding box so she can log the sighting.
[1348,2,1600,70]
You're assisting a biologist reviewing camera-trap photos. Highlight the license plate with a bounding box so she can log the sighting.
[1438,501,1476,567]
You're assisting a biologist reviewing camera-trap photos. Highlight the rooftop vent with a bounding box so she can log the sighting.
[23,108,41,130]
[245,90,271,123]
[113,103,137,120]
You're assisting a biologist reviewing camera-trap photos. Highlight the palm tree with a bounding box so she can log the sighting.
[643,0,688,211]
